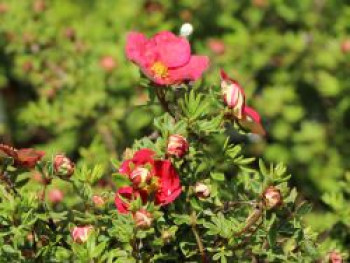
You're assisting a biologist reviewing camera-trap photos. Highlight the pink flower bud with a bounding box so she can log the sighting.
[0,4,9,14]
[220,70,245,119]
[130,167,152,186]
[167,134,189,158]
[263,186,282,209]
[53,154,75,178]
[133,209,153,229]
[207,39,226,55]
[194,182,210,199]
[92,195,105,207]
[100,56,117,72]
[48,189,64,204]
[341,39,350,54]
[71,226,93,243]
[329,251,342,263]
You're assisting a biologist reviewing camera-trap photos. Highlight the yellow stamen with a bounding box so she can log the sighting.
[151,61,168,79]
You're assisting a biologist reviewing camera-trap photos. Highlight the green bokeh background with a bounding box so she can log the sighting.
[0,0,349,249]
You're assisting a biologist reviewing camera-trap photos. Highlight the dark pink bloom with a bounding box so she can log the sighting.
[167,134,189,158]
[114,186,147,214]
[126,31,209,85]
[154,160,182,206]
[329,251,343,263]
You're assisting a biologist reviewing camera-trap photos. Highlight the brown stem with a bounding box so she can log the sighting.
[234,202,263,237]
[190,212,208,263]
[154,87,175,118]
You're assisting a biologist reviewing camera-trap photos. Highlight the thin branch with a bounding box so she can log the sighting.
[190,212,208,263]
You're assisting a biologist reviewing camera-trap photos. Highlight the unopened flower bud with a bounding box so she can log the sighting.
[221,70,245,119]
[0,3,9,14]
[167,134,189,158]
[161,230,173,243]
[263,186,282,209]
[71,226,93,243]
[48,189,64,204]
[53,154,75,178]
[130,167,152,186]
[133,209,153,229]
[92,195,105,207]
[180,23,193,37]
[194,182,210,199]
[100,56,117,72]
[329,251,342,263]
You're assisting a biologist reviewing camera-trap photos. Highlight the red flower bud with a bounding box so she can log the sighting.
[100,56,117,72]
[53,154,75,178]
[133,209,153,229]
[220,70,245,119]
[341,39,350,54]
[0,144,45,169]
[194,182,210,199]
[167,135,189,158]
[48,189,63,204]
[92,195,105,207]
[263,186,282,209]
[130,167,152,187]
[71,226,93,243]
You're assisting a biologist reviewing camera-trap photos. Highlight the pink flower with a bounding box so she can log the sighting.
[92,195,105,207]
[220,70,246,119]
[48,189,64,204]
[194,182,210,199]
[71,226,93,243]
[263,186,282,209]
[167,134,189,158]
[126,31,209,85]
[53,154,75,178]
[239,106,266,136]
[133,209,153,229]
[341,39,350,54]
[114,186,147,214]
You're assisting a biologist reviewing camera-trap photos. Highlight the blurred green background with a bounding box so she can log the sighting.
[0,0,349,251]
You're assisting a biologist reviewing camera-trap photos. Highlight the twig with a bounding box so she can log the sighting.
[190,212,208,263]
[154,87,175,118]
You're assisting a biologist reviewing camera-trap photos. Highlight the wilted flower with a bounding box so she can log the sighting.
[328,251,342,263]
[0,144,45,169]
[71,226,93,243]
[53,154,75,178]
[194,182,210,199]
[126,31,209,85]
[133,209,153,229]
[167,134,189,158]
[92,195,105,207]
[263,186,282,209]
[48,189,64,204]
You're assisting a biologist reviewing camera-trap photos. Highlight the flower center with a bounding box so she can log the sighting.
[151,61,168,79]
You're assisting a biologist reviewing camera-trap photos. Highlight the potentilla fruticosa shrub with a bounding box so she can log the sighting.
[1,26,342,262]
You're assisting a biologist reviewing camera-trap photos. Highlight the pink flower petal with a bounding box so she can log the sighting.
[244,106,261,123]
[152,31,191,68]
[169,55,209,83]
[125,32,156,67]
